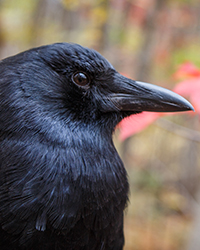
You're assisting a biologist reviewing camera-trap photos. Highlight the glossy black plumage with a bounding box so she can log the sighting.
[0,43,193,250]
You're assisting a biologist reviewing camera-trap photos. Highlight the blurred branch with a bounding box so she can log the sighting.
[186,189,200,250]
[97,0,110,52]
[155,118,200,142]
[156,117,200,204]
[135,0,166,81]
[122,0,167,167]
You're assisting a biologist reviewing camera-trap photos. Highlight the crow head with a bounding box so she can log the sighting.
[1,43,193,134]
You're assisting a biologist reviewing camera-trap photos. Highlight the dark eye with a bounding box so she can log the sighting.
[72,72,90,87]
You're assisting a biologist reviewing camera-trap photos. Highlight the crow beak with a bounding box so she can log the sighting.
[105,74,194,112]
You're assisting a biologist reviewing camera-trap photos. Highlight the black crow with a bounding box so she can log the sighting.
[0,43,193,250]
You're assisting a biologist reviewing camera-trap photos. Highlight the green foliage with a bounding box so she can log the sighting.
[172,44,200,69]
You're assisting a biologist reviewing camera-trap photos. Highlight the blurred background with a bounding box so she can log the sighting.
[1,0,200,249]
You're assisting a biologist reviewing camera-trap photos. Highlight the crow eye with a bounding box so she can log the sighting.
[72,72,90,87]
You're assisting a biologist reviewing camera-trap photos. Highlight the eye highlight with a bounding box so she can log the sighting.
[72,72,90,87]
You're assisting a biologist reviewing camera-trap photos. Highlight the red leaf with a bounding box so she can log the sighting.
[173,62,200,80]
[119,112,161,141]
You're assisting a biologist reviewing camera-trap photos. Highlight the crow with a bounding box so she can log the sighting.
[0,43,193,250]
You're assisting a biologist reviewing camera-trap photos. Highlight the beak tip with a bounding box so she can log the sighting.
[190,106,195,112]
[182,100,195,112]
[191,107,195,112]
